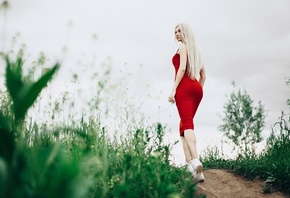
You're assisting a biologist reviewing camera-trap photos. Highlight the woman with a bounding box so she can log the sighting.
[168,23,206,182]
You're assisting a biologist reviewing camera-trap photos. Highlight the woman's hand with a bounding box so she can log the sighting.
[168,89,176,103]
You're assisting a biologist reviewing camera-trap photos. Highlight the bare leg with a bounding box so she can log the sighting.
[180,136,192,162]
[183,129,205,182]
[184,129,198,159]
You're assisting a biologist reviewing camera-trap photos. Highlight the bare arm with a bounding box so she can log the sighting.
[168,43,187,103]
[199,66,206,87]
[173,43,187,89]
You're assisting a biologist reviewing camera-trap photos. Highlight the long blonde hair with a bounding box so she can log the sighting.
[176,23,203,79]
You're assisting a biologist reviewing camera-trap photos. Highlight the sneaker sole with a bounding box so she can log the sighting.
[195,173,205,183]
[195,177,204,183]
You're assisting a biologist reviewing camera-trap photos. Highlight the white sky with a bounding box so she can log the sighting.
[1,0,290,163]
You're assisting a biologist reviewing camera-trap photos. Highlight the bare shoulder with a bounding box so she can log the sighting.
[179,43,186,50]
[179,43,187,53]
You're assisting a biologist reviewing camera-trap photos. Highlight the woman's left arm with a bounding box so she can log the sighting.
[199,66,206,87]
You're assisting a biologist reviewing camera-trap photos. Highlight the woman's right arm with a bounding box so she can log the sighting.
[199,66,206,87]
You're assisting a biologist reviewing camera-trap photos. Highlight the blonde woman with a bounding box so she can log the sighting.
[168,23,206,182]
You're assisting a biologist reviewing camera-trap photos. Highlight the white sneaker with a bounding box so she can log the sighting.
[186,162,194,173]
[189,158,204,182]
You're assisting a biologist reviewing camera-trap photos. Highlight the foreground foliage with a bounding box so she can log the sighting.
[0,54,201,198]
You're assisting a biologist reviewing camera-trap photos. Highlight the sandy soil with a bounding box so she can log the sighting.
[195,169,289,198]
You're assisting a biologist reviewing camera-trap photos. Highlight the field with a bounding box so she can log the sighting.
[0,52,289,198]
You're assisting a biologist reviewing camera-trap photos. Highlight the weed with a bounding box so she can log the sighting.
[0,52,200,197]
[261,183,272,194]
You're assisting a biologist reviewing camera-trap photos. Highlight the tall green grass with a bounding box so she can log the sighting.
[0,53,203,198]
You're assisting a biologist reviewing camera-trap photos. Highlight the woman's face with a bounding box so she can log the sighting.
[175,27,182,42]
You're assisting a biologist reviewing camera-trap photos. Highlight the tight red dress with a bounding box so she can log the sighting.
[172,53,203,136]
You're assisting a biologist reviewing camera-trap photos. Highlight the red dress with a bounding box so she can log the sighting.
[172,53,203,136]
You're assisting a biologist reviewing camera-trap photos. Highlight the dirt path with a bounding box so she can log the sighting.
[195,169,289,198]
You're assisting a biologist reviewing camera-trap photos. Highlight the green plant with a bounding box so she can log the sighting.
[5,52,59,122]
[202,80,290,195]
[218,81,266,155]
[261,183,272,194]
[0,51,202,198]
[0,53,91,198]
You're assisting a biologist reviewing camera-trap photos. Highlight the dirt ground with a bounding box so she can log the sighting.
[195,169,289,198]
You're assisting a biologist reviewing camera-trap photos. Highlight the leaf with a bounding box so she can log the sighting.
[15,64,60,121]
[0,113,15,163]
[5,56,24,106]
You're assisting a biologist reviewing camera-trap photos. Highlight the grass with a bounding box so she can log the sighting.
[201,110,290,195]
[0,52,204,198]
[1,51,289,197]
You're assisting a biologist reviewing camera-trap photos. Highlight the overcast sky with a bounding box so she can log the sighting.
[1,0,289,162]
